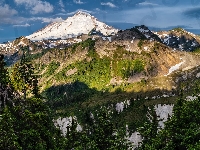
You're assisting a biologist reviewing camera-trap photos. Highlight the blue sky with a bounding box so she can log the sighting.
[1,0,200,43]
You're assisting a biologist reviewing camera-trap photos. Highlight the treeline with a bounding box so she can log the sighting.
[0,53,132,149]
[1,49,200,149]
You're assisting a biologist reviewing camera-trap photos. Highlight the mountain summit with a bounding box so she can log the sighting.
[26,11,118,41]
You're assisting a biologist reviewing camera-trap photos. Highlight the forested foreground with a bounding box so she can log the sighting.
[1,53,200,150]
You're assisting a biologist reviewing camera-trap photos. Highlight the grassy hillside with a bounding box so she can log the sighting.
[11,37,199,133]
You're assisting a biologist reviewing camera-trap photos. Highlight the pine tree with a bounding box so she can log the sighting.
[10,48,39,98]
[0,54,9,85]
[139,94,200,149]
[83,107,132,150]
[0,50,67,149]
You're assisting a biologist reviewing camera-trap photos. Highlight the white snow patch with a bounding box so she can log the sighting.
[154,104,174,128]
[178,44,184,50]
[144,34,150,38]
[74,38,82,42]
[192,42,197,47]
[162,94,169,98]
[186,96,198,101]
[49,43,56,48]
[165,61,185,76]
[107,37,112,42]
[116,102,124,113]
[138,28,149,33]
[76,124,83,132]
[196,72,200,78]
[18,41,26,46]
[102,37,106,40]
[115,99,130,113]
[54,116,82,136]
[143,46,148,51]
[163,34,170,45]
[128,131,142,149]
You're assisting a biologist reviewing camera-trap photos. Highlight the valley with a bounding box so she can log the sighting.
[1,11,200,149]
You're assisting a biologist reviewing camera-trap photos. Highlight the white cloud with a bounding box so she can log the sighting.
[13,23,30,27]
[137,1,158,6]
[0,4,19,24]
[0,4,18,17]
[29,17,64,23]
[101,2,117,8]
[59,0,64,7]
[105,5,200,29]
[95,8,107,14]
[73,0,84,4]
[31,1,53,14]
[59,0,65,12]
[14,0,53,14]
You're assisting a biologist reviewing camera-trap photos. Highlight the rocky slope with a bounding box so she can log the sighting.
[154,27,200,51]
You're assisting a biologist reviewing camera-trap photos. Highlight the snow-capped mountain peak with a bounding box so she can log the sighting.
[74,11,92,17]
[26,11,118,41]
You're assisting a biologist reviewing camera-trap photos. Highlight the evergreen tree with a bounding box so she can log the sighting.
[0,54,9,85]
[10,48,39,98]
[0,52,66,149]
[137,106,161,150]
[139,95,200,149]
[83,107,132,150]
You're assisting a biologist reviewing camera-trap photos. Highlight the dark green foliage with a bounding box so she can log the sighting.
[112,46,145,79]
[75,56,111,88]
[55,55,111,90]
[44,81,97,108]
[10,48,39,98]
[137,40,144,49]
[44,61,60,77]
[86,107,133,150]
[112,59,144,79]
[137,106,162,150]
[172,27,184,33]
[81,38,95,50]
[0,53,66,149]
[0,98,66,150]
[26,48,49,61]
[193,47,200,54]
[133,59,145,73]
[71,38,95,53]
[0,107,21,150]
[139,95,200,149]
[10,61,39,98]
[0,54,9,85]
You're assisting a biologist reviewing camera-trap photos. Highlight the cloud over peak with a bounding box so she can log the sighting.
[29,17,64,23]
[137,1,158,6]
[101,2,117,8]
[73,0,84,4]
[13,23,31,27]
[59,0,65,12]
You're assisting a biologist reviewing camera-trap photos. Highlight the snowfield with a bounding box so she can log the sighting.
[26,11,118,41]
[165,61,185,76]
